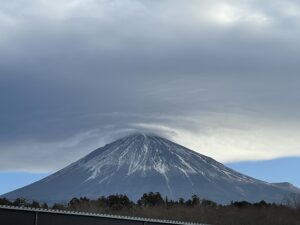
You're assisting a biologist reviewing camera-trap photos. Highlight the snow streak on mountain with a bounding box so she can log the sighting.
[2,134,299,204]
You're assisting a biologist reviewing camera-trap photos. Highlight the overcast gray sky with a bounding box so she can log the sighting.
[0,0,300,172]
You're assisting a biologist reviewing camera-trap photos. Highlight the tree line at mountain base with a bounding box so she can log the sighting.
[1,192,300,225]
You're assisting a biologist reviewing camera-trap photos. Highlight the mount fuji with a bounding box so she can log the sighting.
[2,133,299,204]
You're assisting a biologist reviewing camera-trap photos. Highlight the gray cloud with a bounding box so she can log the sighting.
[0,0,300,172]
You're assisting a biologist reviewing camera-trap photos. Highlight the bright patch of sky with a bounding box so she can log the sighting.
[0,172,49,196]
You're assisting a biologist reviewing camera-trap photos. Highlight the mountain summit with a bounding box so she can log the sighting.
[3,133,299,203]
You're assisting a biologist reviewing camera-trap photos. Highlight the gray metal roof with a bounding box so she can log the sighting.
[0,205,209,225]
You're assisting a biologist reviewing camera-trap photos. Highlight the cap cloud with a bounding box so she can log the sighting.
[0,0,300,171]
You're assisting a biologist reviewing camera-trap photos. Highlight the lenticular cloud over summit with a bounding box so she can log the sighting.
[0,0,300,173]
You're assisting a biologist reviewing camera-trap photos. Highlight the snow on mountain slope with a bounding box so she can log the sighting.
[2,134,299,204]
[272,182,300,194]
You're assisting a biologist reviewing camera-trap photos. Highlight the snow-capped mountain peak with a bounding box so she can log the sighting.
[3,133,299,204]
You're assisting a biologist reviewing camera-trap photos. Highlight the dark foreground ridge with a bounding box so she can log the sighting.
[1,192,300,225]
[0,205,206,225]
